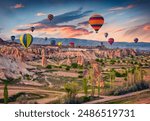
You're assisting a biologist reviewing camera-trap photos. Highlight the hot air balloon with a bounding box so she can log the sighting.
[50,40,56,46]
[108,38,114,45]
[57,42,62,47]
[104,33,108,38]
[31,27,35,32]
[20,34,33,48]
[69,42,75,47]
[89,14,104,33]
[45,37,48,41]
[48,14,54,21]
[101,42,104,46]
[134,38,139,43]
[11,36,15,42]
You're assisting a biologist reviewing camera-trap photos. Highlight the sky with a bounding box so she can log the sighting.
[0,0,150,42]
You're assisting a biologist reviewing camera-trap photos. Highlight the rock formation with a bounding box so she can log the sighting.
[41,48,47,67]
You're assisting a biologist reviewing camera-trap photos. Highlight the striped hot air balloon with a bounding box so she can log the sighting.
[20,34,33,48]
[89,14,104,33]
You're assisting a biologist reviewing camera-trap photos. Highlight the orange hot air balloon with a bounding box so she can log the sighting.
[48,14,54,21]
[89,14,104,33]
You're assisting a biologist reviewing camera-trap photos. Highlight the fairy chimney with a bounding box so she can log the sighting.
[66,56,71,65]
[41,48,47,67]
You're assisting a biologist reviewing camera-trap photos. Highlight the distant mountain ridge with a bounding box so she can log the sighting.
[6,37,150,51]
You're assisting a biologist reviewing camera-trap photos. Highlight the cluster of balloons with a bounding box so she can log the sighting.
[10,13,139,48]
[10,14,54,48]
[89,14,139,45]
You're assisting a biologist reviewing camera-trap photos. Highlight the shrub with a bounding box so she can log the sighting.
[110,59,116,65]
[66,66,70,71]
[46,65,52,69]
[71,63,78,68]
[108,81,149,96]
[95,59,100,62]
[115,71,126,77]
[78,75,83,78]
[59,66,62,68]
[78,71,83,74]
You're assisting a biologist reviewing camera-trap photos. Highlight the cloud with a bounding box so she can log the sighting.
[143,25,150,31]
[13,24,92,38]
[13,8,92,38]
[78,21,89,26]
[114,28,126,33]
[109,4,135,11]
[37,7,92,26]
[36,12,46,16]
[125,23,150,35]
[12,4,24,9]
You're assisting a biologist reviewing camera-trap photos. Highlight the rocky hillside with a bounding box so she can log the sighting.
[0,43,137,80]
[0,45,136,61]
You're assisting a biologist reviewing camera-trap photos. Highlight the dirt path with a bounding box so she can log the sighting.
[0,85,65,104]
[84,89,150,104]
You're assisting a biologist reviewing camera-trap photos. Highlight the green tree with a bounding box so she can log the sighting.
[64,82,79,103]
[109,69,116,89]
[82,78,88,97]
[4,80,8,104]
[89,68,95,97]
[97,75,101,97]
[71,63,78,68]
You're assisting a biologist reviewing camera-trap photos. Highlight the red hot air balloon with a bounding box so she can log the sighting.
[89,14,104,33]
[134,38,139,43]
[69,42,75,47]
[48,14,54,21]
[108,38,114,45]
[31,27,35,32]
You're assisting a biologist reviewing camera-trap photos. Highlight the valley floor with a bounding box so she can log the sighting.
[0,84,150,104]
[84,89,150,104]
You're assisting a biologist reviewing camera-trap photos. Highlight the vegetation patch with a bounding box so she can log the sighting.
[108,81,150,96]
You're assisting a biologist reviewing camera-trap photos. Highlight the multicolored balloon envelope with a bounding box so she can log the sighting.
[20,34,33,48]
[134,38,139,43]
[108,38,114,45]
[89,14,104,33]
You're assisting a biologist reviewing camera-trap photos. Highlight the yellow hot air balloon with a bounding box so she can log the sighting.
[57,42,62,47]
[20,33,33,48]
[89,14,104,33]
